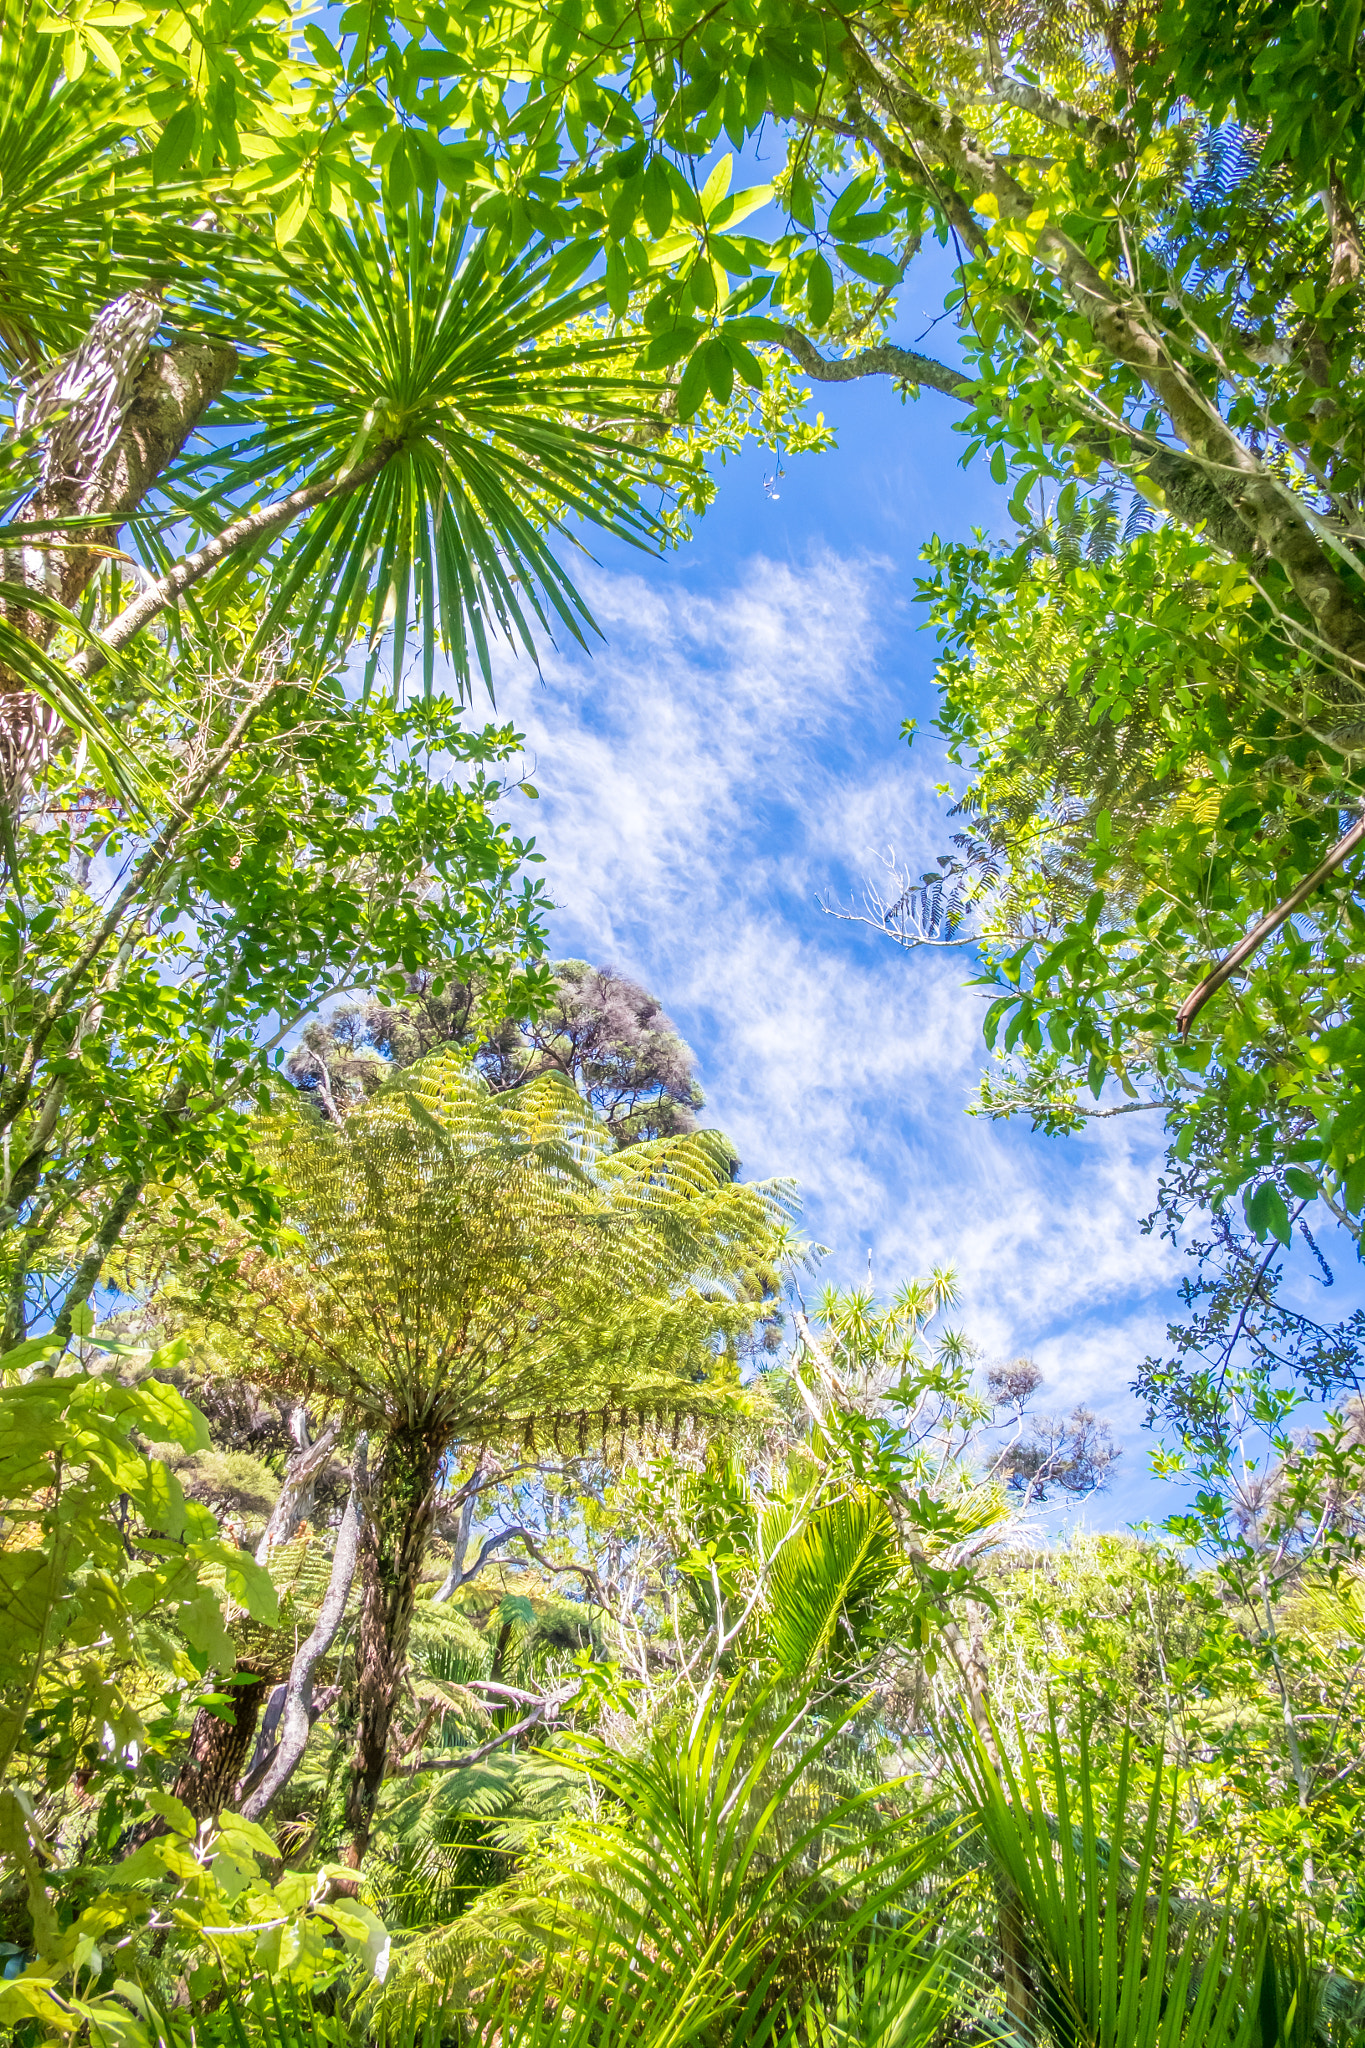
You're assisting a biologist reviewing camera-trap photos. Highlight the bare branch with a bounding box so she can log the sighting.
[238,1441,365,1822]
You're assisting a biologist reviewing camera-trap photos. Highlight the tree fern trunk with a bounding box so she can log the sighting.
[170,1660,273,1825]
[342,1423,444,1865]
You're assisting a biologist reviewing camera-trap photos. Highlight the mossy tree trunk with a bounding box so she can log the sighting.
[342,1421,446,1865]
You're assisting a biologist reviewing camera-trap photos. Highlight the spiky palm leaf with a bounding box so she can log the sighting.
[0,11,140,364]
[0,556,148,802]
[799,1922,958,2048]
[950,1715,1280,2048]
[549,1695,945,2029]
[760,1491,898,1686]
[378,1689,958,2040]
[161,198,670,697]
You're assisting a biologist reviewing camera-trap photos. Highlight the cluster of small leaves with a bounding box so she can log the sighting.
[913,510,1365,1244]
[2,651,548,1338]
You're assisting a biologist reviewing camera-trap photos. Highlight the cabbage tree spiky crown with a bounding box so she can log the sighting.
[219,1048,795,1447]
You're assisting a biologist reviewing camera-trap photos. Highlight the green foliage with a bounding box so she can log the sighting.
[0,1335,400,2041]
[953,1715,1277,2048]
[915,513,1365,1237]
[196,1049,792,1442]
[382,1688,954,2038]
[0,661,546,1343]
[0,1336,274,1802]
[10,0,1365,2033]
[760,1492,897,1686]
[176,202,668,697]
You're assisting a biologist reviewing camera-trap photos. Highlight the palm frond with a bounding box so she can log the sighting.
[949,1713,1272,2048]
[761,1491,898,1684]
[180,1050,793,1446]
[0,12,140,363]
[159,200,674,698]
[0,578,149,804]
[377,1688,959,2036]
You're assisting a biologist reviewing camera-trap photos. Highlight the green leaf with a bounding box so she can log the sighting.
[605,243,630,314]
[789,167,816,229]
[702,335,734,404]
[212,1544,278,1623]
[145,1790,197,1839]
[0,1337,60,1376]
[834,207,893,243]
[828,169,877,231]
[1244,1179,1292,1245]
[719,328,765,389]
[708,183,772,231]
[640,326,699,370]
[699,153,733,216]
[151,103,196,183]
[215,1810,279,1860]
[274,181,312,249]
[675,346,711,420]
[836,244,902,285]
[643,156,673,236]
[806,253,833,329]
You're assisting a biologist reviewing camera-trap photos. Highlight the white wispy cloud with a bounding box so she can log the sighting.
[487,549,1180,1513]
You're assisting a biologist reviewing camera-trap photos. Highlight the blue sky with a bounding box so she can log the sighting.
[477,348,1188,1529]
[471,241,1361,1534]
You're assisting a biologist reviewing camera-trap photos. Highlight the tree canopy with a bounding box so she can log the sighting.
[6,0,1365,2039]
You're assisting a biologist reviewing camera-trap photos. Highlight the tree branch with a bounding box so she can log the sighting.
[1177,813,1365,1036]
[238,1441,365,1823]
[777,328,971,399]
[394,1692,577,1777]
[987,74,1128,153]
[255,1416,341,1565]
[843,32,1365,679]
[68,443,395,680]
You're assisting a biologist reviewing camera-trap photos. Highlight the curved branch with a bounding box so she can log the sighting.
[430,1521,531,1604]
[68,442,395,681]
[777,328,971,399]
[395,1689,578,1777]
[775,330,1259,560]
[987,74,1129,153]
[238,1443,365,1823]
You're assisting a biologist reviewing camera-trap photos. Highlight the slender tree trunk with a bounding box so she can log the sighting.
[430,1446,491,1603]
[342,1423,445,1865]
[239,1447,364,1822]
[48,1169,147,1350]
